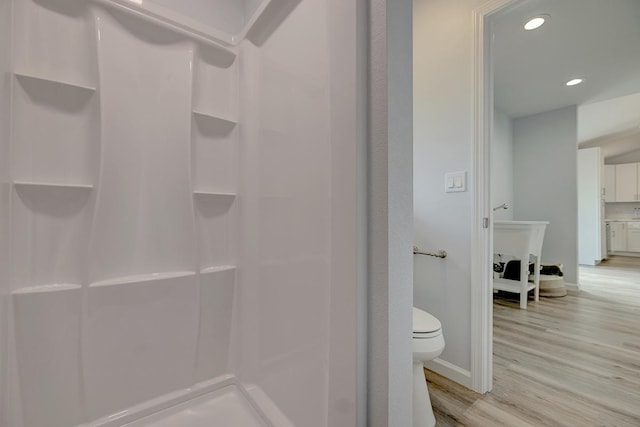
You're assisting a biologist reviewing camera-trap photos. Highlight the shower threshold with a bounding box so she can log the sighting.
[123,385,266,427]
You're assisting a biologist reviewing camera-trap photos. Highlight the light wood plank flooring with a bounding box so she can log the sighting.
[426,256,640,426]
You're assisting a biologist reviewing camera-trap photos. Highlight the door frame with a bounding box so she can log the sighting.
[469,0,518,394]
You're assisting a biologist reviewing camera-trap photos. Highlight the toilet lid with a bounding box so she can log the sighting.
[413,307,441,333]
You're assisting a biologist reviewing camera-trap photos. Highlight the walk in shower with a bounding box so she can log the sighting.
[0,0,360,425]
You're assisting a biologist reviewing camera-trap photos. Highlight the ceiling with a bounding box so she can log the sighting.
[492,0,640,152]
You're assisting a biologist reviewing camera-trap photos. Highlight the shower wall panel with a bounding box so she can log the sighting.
[12,186,92,290]
[13,287,83,427]
[11,0,98,293]
[191,114,238,194]
[194,267,236,383]
[193,44,238,121]
[12,75,97,186]
[237,1,334,425]
[8,4,97,424]
[83,273,199,420]
[89,10,196,282]
[194,195,236,270]
[191,45,239,272]
[5,0,242,424]
[13,0,97,89]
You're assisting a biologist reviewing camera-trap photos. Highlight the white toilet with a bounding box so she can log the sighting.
[413,307,445,427]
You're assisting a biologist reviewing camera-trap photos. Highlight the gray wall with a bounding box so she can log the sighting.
[492,109,514,221]
[413,0,486,373]
[0,0,11,423]
[369,0,414,425]
[413,0,582,383]
[607,148,640,164]
[513,106,578,283]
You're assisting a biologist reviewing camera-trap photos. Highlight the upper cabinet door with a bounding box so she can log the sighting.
[604,164,616,202]
[615,163,638,202]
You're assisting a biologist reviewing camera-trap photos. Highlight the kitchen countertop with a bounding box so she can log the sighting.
[605,219,640,222]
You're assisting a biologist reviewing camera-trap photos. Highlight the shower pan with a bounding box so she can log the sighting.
[0,0,361,425]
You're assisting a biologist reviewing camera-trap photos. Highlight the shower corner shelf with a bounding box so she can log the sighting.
[193,190,237,198]
[13,181,94,191]
[200,265,236,275]
[192,110,237,127]
[89,271,197,288]
[12,283,82,295]
[14,71,97,93]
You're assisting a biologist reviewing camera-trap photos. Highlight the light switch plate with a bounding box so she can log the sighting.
[445,171,466,193]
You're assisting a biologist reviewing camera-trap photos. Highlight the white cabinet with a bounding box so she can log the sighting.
[615,163,638,202]
[637,164,640,201]
[607,221,640,253]
[610,222,627,252]
[604,164,616,202]
[627,222,640,252]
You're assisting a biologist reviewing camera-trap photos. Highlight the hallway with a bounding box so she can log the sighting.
[427,256,640,426]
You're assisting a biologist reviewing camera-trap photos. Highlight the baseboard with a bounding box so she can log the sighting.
[608,251,640,258]
[424,358,471,389]
[565,282,580,291]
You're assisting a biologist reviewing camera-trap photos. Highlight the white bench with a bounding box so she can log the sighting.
[494,221,549,309]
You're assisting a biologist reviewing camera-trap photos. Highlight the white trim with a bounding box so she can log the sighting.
[425,358,471,389]
[565,282,580,292]
[608,251,640,258]
[470,0,516,395]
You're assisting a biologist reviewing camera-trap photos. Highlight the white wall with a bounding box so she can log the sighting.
[492,109,514,221]
[578,147,602,265]
[413,0,487,374]
[513,106,578,283]
[238,0,366,425]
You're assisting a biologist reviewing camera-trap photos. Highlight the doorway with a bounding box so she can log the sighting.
[472,0,640,402]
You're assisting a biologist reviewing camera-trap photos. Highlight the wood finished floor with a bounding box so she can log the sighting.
[426,256,640,426]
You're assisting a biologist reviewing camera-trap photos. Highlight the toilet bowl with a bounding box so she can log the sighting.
[413,307,445,427]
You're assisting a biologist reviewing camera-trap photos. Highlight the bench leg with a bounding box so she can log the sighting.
[519,290,527,309]
[520,261,528,309]
[534,260,540,302]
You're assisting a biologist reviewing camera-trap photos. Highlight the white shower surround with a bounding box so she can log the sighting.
[0,0,360,426]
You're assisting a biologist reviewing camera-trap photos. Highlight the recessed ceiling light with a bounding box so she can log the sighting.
[566,78,583,86]
[524,15,549,31]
